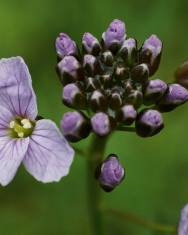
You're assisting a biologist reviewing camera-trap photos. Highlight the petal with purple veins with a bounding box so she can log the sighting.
[0,57,37,119]
[23,119,74,183]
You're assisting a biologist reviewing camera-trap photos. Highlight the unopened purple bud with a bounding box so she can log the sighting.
[55,33,78,59]
[82,32,101,55]
[61,111,91,142]
[140,35,162,76]
[143,79,168,105]
[127,90,143,108]
[101,51,114,66]
[178,203,188,235]
[135,109,164,137]
[131,63,149,83]
[90,90,108,112]
[83,54,101,76]
[158,84,188,112]
[91,112,112,136]
[119,38,137,65]
[175,61,188,88]
[102,19,126,52]
[62,83,85,108]
[57,56,83,84]
[109,90,123,110]
[96,154,125,192]
[117,105,137,125]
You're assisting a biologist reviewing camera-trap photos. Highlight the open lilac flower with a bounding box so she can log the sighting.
[0,57,74,186]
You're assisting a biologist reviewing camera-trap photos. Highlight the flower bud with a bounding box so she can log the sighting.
[61,111,91,142]
[101,51,114,66]
[115,66,129,80]
[55,33,78,59]
[143,79,167,105]
[82,32,101,55]
[62,83,86,109]
[96,154,125,192]
[119,38,137,65]
[178,203,188,235]
[175,61,188,88]
[90,90,108,112]
[102,19,126,53]
[100,73,112,88]
[91,112,112,136]
[140,35,162,76]
[135,109,164,137]
[131,63,149,83]
[124,79,135,94]
[157,84,188,112]
[57,56,84,84]
[83,54,101,76]
[109,90,123,110]
[85,77,101,92]
[117,105,137,125]
[126,90,143,108]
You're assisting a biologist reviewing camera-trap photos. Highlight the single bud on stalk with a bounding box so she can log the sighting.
[85,77,101,92]
[102,19,126,53]
[126,90,143,108]
[119,38,137,65]
[83,54,101,76]
[90,90,108,112]
[109,91,123,110]
[157,84,188,112]
[61,111,91,142]
[117,104,137,125]
[55,33,78,59]
[62,83,86,109]
[96,154,125,192]
[143,79,167,105]
[57,56,83,84]
[131,63,149,83]
[101,51,114,66]
[140,34,162,76]
[135,109,164,137]
[82,32,101,55]
[175,61,188,88]
[178,203,188,235]
[91,112,112,136]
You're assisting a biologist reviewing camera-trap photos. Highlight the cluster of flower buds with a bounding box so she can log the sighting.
[55,19,188,142]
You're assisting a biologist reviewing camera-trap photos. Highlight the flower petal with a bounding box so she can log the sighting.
[0,57,37,119]
[0,137,29,186]
[23,119,74,183]
[0,105,14,130]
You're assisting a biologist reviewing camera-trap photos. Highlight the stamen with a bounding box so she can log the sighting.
[9,121,15,129]
[21,119,32,129]
[18,132,24,138]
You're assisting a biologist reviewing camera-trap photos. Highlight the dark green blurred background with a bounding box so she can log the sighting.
[0,0,188,234]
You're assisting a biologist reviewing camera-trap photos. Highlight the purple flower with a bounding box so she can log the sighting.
[0,57,74,186]
[135,109,164,137]
[61,111,91,142]
[117,105,137,125]
[96,154,125,192]
[82,32,101,55]
[91,112,111,136]
[55,33,78,59]
[158,84,188,112]
[178,203,188,235]
[102,19,126,50]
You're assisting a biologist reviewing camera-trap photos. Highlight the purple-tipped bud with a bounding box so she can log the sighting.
[96,154,125,192]
[91,112,112,136]
[140,35,162,76]
[62,83,85,108]
[175,61,188,88]
[117,105,137,125]
[82,32,101,55]
[61,111,91,142]
[135,109,164,137]
[57,56,83,84]
[109,90,123,110]
[127,90,143,108]
[178,203,188,235]
[143,79,167,105]
[90,90,108,112]
[102,19,126,52]
[83,54,101,76]
[157,84,188,112]
[55,33,78,59]
[85,77,101,92]
[119,38,137,65]
[101,51,114,66]
[131,63,149,83]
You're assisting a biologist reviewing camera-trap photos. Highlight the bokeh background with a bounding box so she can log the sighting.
[0,0,188,234]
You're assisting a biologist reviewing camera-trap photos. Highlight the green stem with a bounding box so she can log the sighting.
[87,135,109,235]
[103,208,176,233]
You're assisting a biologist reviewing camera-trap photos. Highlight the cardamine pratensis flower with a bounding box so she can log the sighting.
[178,203,188,235]
[95,154,125,192]
[0,57,74,186]
[55,19,188,142]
